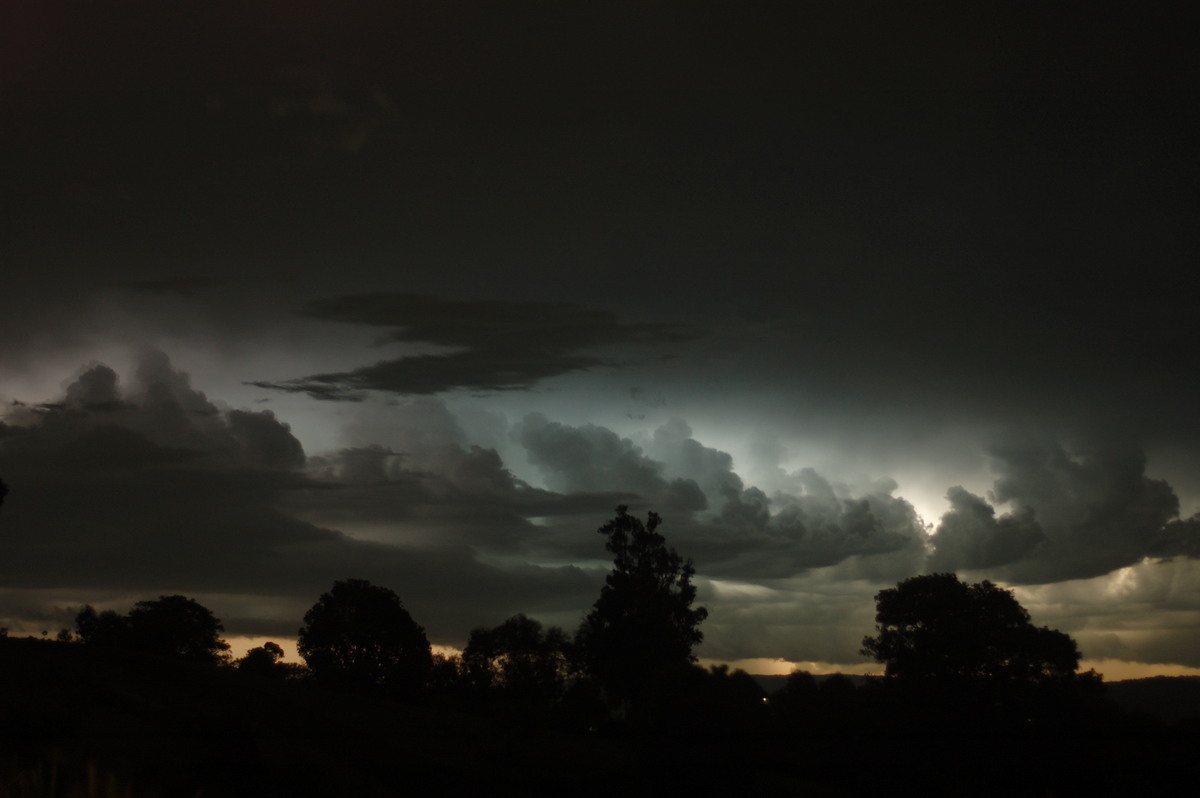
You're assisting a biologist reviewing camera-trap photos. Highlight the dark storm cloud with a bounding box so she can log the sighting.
[513,413,706,514]
[293,442,618,557]
[225,409,307,471]
[0,356,600,643]
[288,399,631,557]
[250,293,693,399]
[931,439,1195,583]
[62,363,124,411]
[515,411,922,574]
[928,486,1045,572]
[642,418,927,578]
[690,470,929,580]
[1153,516,1200,560]
[646,418,745,507]
[0,357,325,593]
[508,415,927,580]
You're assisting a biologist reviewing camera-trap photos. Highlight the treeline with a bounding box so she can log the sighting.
[60,508,712,730]
[17,506,1200,794]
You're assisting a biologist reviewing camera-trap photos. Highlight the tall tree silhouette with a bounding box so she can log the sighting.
[578,506,707,706]
[298,578,432,692]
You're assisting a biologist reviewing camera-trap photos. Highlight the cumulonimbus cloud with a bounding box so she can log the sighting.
[930,438,1197,583]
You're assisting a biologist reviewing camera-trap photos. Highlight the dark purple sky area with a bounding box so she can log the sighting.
[2,3,1198,676]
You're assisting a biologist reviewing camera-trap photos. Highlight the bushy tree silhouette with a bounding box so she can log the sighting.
[770,670,820,718]
[237,641,294,679]
[298,578,432,692]
[75,595,231,665]
[75,605,129,647]
[861,573,1079,684]
[463,613,570,707]
[126,595,231,664]
[578,506,707,706]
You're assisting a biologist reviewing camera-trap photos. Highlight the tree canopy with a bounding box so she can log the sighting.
[298,578,432,692]
[74,605,128,647]
[578,506,707,703]
[861,573,1080,684]
[75,595,231,665]
[463,613,570,707]
[237,641,296,680]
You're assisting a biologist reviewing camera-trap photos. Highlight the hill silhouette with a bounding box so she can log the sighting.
[1105,676,1200,724]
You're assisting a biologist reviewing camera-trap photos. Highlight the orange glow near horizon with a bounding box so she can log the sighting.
[224,635,462,664]
[222,638,1200,681]
[1080,659,1200,681]
[703,656,1200,680]
[699,657,881,677]
[225,635,302,663]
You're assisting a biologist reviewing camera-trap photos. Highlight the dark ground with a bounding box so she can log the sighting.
[4,638,1200,797]
[0,637,639,797]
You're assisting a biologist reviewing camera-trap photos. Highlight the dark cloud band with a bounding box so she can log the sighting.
[249,293,695,399]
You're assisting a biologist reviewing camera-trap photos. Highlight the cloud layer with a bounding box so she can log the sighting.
[0,356,598,642]
[4,357,1199,669]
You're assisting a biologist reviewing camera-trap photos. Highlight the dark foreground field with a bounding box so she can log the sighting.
[4,637,1200,797]
[0,638,643,797]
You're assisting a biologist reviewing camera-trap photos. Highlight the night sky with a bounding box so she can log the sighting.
[2,2,1198,677]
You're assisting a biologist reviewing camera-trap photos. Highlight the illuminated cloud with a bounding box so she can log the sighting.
[931,439,1191,583]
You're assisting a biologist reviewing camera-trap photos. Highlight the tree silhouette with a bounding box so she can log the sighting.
[237,641,291,679]
[75,605,130,647]
[75,596,231,665]
[861,573,1080,684]
[770,670,820,719]
[298,578,432,693]
[126,595,231,665]
[463,613,571,708]
[0,477,7,509]
[578,506,707,706]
